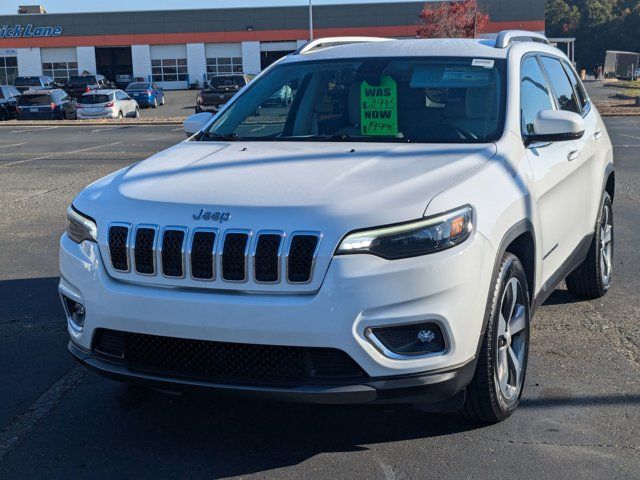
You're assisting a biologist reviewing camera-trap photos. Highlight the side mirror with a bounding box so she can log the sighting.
[183,112,213,136]
[525,110,585,145]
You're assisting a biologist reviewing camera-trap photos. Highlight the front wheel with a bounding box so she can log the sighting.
[133,107,140,118]
[566,192,613,298]
[462,253,530,423]
[152,98,157,108]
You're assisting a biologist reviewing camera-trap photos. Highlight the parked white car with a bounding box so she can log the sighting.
[77,89,139,119]
[61,32,614,423]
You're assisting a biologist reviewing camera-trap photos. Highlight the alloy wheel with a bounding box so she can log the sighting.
[496,277,527,401]
[600,202,613,286]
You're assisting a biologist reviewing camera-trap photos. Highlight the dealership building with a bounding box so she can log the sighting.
[0,1,544,89]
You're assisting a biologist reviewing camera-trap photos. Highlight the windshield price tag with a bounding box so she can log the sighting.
[360,76,398,136]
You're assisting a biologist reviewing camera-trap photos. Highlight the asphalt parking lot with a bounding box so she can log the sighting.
[0,120,639,479]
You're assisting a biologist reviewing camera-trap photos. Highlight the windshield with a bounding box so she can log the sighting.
[126,83,149,91]
[201,57,505,143]
[68,76,96,85]
[19,94,52,105]
[80,94,112,104]
[14,77,40,87]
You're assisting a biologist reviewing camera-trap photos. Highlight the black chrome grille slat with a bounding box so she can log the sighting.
[134,227,156,274]
[254,233,282,283]
[190,231,216,280]
[222,232,249,281]
[161,229,185,277]
[288,234,319,283]
[108,225,130,272]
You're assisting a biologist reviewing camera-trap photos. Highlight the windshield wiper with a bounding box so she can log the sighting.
[199,132,240,141]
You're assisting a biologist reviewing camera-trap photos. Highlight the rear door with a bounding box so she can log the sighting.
[559,60,605,237]
[520,55,582,283]
[538,55,595,252]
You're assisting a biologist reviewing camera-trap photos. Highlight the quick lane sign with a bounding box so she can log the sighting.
[0,24,63,39]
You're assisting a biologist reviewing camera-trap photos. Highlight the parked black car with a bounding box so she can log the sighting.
[64,74,113,99]
[195,74,254,114]
[0,85,21,120]
[13,75,56,94]
[17,89,77,120]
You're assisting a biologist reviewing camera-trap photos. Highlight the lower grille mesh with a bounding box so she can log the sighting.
[93,329,364,385]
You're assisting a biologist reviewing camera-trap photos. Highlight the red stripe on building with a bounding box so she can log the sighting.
[0,21,545,48]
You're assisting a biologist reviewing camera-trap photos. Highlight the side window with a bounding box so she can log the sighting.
[540,56,580,115]
[520,56,554,135]
[561,61,589,112]
[115,91,123,100]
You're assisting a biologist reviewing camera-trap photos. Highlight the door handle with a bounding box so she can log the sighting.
[567,150,581,161]
[594,129,603,141]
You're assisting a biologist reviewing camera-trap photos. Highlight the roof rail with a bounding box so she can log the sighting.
[295,36,390,55]
[494,30,550,48]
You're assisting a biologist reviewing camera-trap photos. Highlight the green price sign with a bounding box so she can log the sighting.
[360,76,398,136]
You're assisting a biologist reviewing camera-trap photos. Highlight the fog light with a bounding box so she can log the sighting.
[368,322,446,357]
[62,295,85,330]
[417,329,435,343]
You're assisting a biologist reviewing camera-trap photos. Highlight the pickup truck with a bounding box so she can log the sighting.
[195,74,254,114]
[65,74,113,100]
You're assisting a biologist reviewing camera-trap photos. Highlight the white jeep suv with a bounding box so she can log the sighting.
[60,32,614,423]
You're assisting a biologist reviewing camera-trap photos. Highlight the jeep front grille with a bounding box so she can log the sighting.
[107,225,321,285]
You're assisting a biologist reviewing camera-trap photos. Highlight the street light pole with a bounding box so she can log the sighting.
[308,0,314,41]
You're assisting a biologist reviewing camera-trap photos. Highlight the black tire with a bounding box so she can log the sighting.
[0,108,8,121]
[566,192,613,299]
[462,253,530,423]
[152,98,157,108]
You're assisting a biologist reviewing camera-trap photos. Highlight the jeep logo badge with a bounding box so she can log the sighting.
[192,208,231,223]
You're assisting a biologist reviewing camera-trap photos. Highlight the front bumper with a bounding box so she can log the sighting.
[59,231,494,402]
[69,340,476,404]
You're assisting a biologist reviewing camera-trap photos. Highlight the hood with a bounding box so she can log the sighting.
[77,140,495,235]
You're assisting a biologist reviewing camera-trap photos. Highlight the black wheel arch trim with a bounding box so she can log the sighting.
[474,219,535,359]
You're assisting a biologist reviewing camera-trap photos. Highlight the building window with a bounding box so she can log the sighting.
[0,56,18,85]
[151,58,188,82]
[206,57,242,78]
[42,61,78,81]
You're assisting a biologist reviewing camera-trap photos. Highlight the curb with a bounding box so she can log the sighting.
[1,120,184,127]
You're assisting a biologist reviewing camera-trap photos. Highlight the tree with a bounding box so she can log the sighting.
[545,0,581,35]
[417,0,490,38]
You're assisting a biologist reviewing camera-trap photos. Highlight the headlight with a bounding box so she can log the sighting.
[336,205,473,259]
[66,205,98,244]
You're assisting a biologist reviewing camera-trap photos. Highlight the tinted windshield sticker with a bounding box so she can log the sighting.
[472,58,495,69]
[360,76,398,136]
[442,67,490,82]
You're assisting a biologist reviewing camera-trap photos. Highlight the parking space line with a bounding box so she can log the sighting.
[0,142,25,149]
[10,129,32,133]
[90,127,119,133]
[0,365,86,461]
[0,141,123,167]
[172,127,183,131]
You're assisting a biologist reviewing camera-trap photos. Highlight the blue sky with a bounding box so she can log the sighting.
[0,0,421,15]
